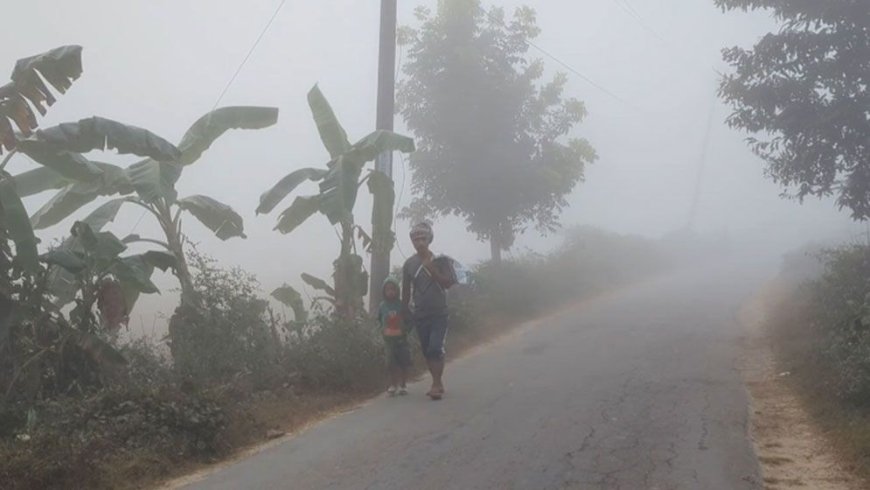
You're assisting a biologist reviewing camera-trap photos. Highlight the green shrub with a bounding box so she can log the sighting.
[168,249,282,387]
[470,226,665,319]
[0,339,227,489]
[810,244,870,404]
[285,314,383,391]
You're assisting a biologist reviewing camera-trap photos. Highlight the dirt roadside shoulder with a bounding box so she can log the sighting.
[738,282,864,490]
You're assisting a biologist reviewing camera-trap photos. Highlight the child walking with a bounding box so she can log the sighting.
[378,276,412,396]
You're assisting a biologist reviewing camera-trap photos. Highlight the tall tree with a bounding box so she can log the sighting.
[397,0,596,262]
[717,1,870,219]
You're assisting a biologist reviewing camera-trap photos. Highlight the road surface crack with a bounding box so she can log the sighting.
[698,388,711,451]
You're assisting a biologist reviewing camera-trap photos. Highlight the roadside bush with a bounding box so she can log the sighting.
[778,243,827,284]
[0,339,227,489]
[767,243,870,482]
[471,226,665,319]
[809,244,870,404]
[285,314,383,391]
[169,249,282,387]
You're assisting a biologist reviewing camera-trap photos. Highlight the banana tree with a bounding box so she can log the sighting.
[257,85,414,318]
[20,107,278,306]
[0,220,159,400]
[1,45,83,284]
[41,221,176,332]
[2,118,179,332]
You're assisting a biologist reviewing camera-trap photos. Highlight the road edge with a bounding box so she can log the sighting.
[737,280,862,490]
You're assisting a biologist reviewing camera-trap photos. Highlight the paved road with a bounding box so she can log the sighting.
[182,264,766,489]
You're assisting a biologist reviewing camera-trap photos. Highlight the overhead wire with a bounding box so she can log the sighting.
[605,0,723,228]
[477,4,642,113]
[392,42,409,260]
[210,0,288,112]
[127,0,287,237]
[393,153,409,260]
[612,0,667,45]
[609,0,721,77]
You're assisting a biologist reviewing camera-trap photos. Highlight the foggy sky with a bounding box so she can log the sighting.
[3,1,861,337]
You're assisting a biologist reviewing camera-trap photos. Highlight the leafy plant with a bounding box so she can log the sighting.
[169,248,282,385]
[0,46,176,401]
[257,85,413,317]
[1,45,85,289]
[808,245,870,404]
[0,45,83,155]
[41,221,176,332]
[284,314,383,390]
[271,283,308,323]
[717,0,870,219]
[19,107,278,307]
[0,255,134,402]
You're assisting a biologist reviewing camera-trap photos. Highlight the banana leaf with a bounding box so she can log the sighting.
[301,272,336,297]
[0,45,83,153]
[40,249,86,272]
[317,159,361,225]
[0,178,39,271]
[125,160,181,203]
[30,180,103,229]
[26,116,180,161]
[307,85,350,159]
[177,194,246,240]
[345,130,415,163]
[271,284,308,322]
[175,106,279,166]
[256,167,327,215]
[11,167,69,197]
[275,195,321,234]
[15,142,103,182]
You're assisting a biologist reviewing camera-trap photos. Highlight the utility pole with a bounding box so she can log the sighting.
[370,0,398,312]
[686,96,716,232]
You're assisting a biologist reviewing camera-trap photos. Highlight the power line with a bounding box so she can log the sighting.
[617,0,642,20]
[609,0,720,77]
[525,37,637,109]
[611,0,667,45]
[211,0,288,111]
[686,95,716,230]
[392,42,409,261]
[477,5,641,112]
[128,0,287,237]
[394,152,408,260]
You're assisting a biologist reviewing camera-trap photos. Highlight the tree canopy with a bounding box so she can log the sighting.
[717,0,870,219]
[398,0,596,260]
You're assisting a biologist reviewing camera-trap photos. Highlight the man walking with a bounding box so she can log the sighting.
[402,222,456,400]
